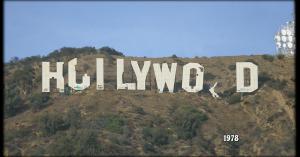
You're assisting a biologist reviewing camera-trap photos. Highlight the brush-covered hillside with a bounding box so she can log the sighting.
[4,47,295,156]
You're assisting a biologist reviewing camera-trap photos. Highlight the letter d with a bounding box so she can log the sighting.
[236,62,258,92]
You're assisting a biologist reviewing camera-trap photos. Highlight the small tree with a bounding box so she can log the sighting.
[262,54,274,62]
[64,84,72,95]
[135,107,146,115]
[228,64,235,71]
[142,127,169,146]
[38,112,69,136]
[173,106,208,139]
[74,130,102,155]
[99,47,124,56]
[9,57,19,63]
[227,94,242,104]
[171,54,178,58]
[65,106,81,128]
[4,88,23,118]
[5,96,23,117]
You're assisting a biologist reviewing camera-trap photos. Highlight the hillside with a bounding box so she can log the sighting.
[4,47,295,156]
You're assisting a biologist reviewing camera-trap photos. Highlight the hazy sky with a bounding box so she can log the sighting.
[4,1,294,61]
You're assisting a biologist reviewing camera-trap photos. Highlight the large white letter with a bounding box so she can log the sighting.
[117,59,136,90]
[68,58,90,91]
[131,61,151,90]
[42,62,64,92]
[182,63,204,92]
[153,63,177,93]
[96,58,104,90]
[236,62,258,92]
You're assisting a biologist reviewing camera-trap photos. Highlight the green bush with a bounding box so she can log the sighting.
[135,107,146,115]
[48,129,102,156]
[143,143,156,153]
[267,79,287,90]
[258,72,287,90]
[228,142,241,156]
[9,56,19,64]
[99,46,124,56]
[96,115,126,134]
[258,72,272,86]
[65,106,81,128]
[4,94,23,118]
[12,65,35,94]
[38,112,69,136]
[4,82,24,118]
[262,54,274,62]
[171,54,178,58]
[258,72,273,89]
[4,145,22,156]
[5,128,32,142]
[151,115,165,126]
[245,59,258,65]
[110,135,130,146]
[227,94,242,104]
[73,129,102,155]
[173,106,208,139]
[221,86,236,98]
[199,83,211,95]
[142,127,169,146]
[228,64,235,71]
[47,47,98,59]
[19,55,42,64]
[29,93,51,112]
[29,146,46,156]
[284,89,295,98]
[64,84,72,95]
[173,58,185,66]
[48,132,74,156]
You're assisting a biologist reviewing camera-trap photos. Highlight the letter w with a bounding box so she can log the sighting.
[153,63,177,93]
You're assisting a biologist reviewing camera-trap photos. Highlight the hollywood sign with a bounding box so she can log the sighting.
[42,58,258,97]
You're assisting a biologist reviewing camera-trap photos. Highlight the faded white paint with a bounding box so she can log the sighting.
[96,58,104,90]
[117,59,136,90]
[131,61,151,90]
[41,58,259,95]
[68,58,90,91]
[182,63,204,92]
[236,62,258,92]
[153,63,177,93]
[42,62,64,92]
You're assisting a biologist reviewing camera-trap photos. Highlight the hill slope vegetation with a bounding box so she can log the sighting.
[4,47,295,156]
